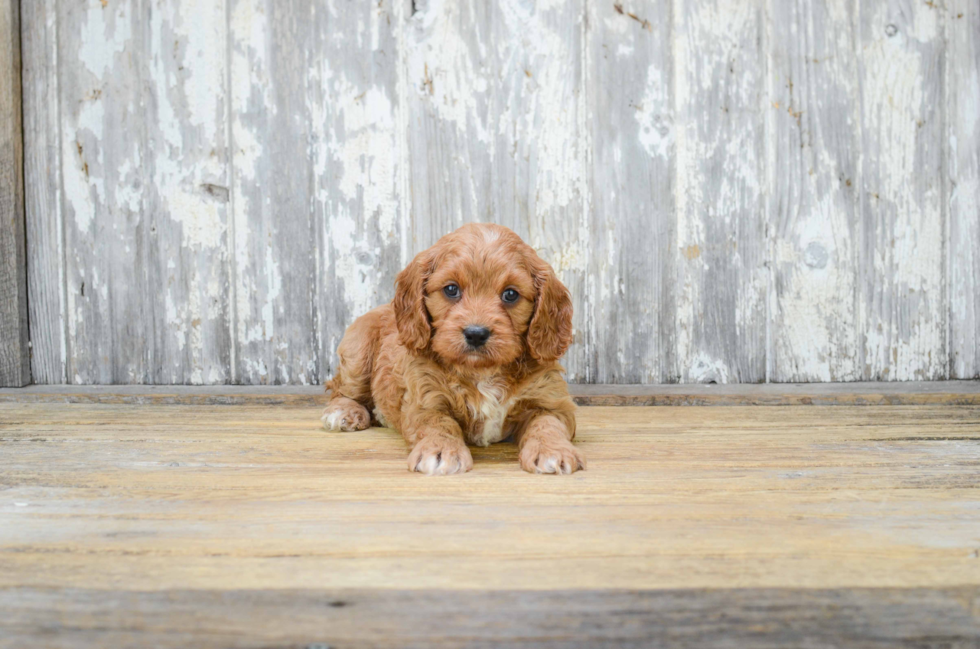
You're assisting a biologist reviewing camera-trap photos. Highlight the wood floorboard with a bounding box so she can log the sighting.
[1,402,979,646]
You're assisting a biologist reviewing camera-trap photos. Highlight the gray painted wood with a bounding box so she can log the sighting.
[18,0,980,385]
[141,0,233,385]
[228,0,318,385]
[589,0,675,384]
[21,0,66,385]
[0,0,29,387]
[486,0,590,382]
[310,0,408,381]
[769,0,860,382]
[672,0,767,383]
[3,587,979,648]
[405,0,590,381]
[42,0,233,386]
[948,0,980,380]
[56,0,150,384]
[404,0,492,247]
[857,0,945,381]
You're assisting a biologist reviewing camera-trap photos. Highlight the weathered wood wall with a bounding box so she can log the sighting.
[0,0,29,387]
[19,0,980,385]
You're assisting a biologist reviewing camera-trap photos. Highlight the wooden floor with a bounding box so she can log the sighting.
[2,400,980,647]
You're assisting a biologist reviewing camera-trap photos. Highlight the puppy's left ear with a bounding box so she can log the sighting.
[526,251,574,362]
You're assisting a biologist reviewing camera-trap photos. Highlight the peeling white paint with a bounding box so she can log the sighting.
[78,2,130,78]
[549,243,587,274]
[178,3,227,141]
[31,0,973,386]
[687,351,732,384]
[333,87,398,236]
[167,190,226,249]
[860,2,944,380]
[408,0,490,143]
[636,64,672,160]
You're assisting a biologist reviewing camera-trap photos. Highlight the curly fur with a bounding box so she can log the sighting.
[322,223,585,475]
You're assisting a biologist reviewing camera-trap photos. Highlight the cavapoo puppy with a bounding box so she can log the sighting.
[322,223,585,476]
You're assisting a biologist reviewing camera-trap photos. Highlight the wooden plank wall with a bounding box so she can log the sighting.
[18,0,980,385]
[0,0,29,387]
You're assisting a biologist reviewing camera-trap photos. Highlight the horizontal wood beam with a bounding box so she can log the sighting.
[1,381,979,406]
[0,0,29,387]
[3,587,978,648]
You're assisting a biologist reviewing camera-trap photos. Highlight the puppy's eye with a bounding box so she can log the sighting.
[443,284,460,299]
[501,288,520,304]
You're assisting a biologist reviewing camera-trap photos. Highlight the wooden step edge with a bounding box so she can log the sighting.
[1,381,978,406]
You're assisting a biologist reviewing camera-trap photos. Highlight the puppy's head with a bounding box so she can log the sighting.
[393,223,573,369]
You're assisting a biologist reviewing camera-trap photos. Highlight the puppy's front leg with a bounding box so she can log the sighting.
[404,409,473,476]
[516,414,586,475]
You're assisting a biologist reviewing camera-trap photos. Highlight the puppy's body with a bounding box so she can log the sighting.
[323,224,583,475]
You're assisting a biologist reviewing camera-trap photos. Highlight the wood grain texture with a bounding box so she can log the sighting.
[18,0,980,385]
[1,403,979,645]
[488,0,590,382]
[589,0,675,383]
[405,0,591,380]
[0,0,29,387]
[2,587,978,648]
[768,0,860,382]
[21,0,67,385]
[948,0,980,379]
[3,381,980,407]
[310,0,408,381]
[229,0,318,385]
[404,0,492,248]
[672,0,767,383]
[858,0,945,381]
[56,0,151,384]
[142,0,233,385]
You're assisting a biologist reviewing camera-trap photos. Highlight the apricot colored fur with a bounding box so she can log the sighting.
[323,223,584,475]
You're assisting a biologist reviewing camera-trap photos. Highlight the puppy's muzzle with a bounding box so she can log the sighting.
[463,325,492,349]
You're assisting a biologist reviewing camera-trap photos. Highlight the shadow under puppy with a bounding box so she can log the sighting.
[322,223,585,476]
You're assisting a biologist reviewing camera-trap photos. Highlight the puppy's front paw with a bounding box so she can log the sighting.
[408,435,473,475]
[519,437,586,475]
[321,398,371,432]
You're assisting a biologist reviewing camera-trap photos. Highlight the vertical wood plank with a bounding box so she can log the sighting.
[404,0,492,248]
[310,0,408,380]
[53,0,232,385]
[405,0,590,381]
[672,0,767,383]
[58,0,148,383]
[21,0,66,384]
[489,0,590,381]
[948,0,980,379]
[857,0,944,380]
[769,0,860,382]
[141,0,232,384]
[589,0,675,383]
[0,0,30,387]
[229,0,317,384]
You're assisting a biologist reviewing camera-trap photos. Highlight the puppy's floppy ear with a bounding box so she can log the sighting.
[526,250,574,362]
[393,250,433,351]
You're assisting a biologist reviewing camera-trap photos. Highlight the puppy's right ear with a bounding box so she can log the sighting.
[393,250,433,351]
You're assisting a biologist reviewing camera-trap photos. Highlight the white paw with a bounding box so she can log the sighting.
[519,438,586,475]
[321,400,370,432]
[408,436,473,476]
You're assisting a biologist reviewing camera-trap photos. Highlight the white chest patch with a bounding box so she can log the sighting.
[469,379,514,447]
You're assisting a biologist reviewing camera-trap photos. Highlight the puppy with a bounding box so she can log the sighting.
[322,223,585,475]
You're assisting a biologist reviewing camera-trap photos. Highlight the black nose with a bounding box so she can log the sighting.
[463,325,491,348]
